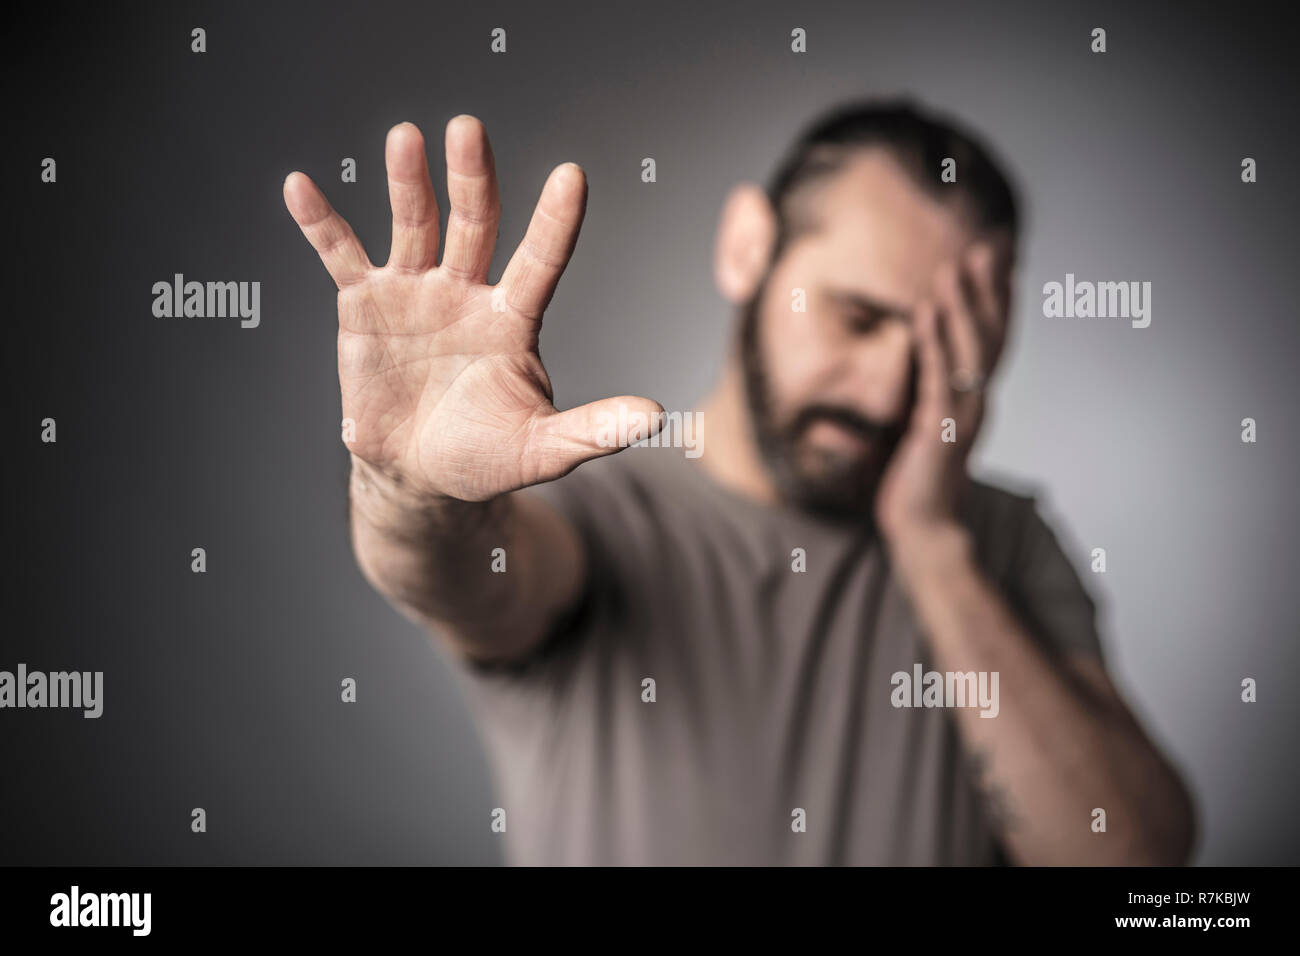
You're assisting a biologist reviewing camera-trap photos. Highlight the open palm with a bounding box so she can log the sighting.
[284,116,661,502]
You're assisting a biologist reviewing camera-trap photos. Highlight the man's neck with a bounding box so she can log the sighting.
[695,356,782,507]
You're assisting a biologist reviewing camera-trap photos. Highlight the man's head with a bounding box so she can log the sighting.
[713,99,1020,521]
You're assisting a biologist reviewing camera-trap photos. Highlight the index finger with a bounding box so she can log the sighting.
[283,171,373,289]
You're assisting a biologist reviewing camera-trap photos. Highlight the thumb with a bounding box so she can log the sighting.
[527,395,666,482]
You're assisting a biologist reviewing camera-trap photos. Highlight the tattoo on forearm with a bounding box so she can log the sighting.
[966,747,1021,833]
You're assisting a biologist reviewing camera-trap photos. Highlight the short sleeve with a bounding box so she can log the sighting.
[1004,499,1106,662]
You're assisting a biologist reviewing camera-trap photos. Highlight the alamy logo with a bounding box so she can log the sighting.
[891,664,1000,718]
[152,273,261,328]
[1042,273,1151,328]
[0,664,103,718]
[595,406,703,458]
[50,886,151,936]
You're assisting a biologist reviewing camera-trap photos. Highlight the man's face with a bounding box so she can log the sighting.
[741,149,987,521]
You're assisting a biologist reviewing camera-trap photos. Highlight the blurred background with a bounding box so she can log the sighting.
[4,0,1297,864]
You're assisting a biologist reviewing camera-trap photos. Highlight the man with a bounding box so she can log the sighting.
[283,100,1195,866]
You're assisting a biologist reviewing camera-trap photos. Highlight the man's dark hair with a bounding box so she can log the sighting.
[764,98,1021,262]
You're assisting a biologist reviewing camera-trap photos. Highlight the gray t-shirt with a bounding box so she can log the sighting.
[446,445,1104,865]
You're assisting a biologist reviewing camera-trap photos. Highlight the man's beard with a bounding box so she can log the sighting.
[738,282,911,524]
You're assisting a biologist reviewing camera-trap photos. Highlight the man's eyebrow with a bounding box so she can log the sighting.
[827,289,913,322]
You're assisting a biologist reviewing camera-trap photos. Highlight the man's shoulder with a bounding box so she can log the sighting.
[966,472,1105,659]
[961,472,1076,580]
[964,472,1036,536]
[965,471,1039,514]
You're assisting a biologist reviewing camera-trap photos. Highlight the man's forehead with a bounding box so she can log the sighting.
[789,148,974,296]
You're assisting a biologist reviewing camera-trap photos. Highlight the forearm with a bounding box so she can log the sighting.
[890,526,1192,865]
[348,455,583,662]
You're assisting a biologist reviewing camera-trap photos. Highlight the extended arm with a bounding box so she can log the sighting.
[284,117,659,663]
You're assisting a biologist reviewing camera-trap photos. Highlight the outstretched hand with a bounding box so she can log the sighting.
[284,116,662,502]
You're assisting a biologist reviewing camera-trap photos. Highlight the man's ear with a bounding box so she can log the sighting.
[714,182,777,305]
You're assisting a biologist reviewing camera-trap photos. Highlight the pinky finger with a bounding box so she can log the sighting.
[283,171,373,289]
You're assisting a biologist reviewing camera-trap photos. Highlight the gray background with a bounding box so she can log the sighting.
[4,0,1296,864]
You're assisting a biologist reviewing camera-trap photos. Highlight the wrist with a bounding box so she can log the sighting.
[884,520,976,584]
[349,455,506,538]
[349,454,438,510]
